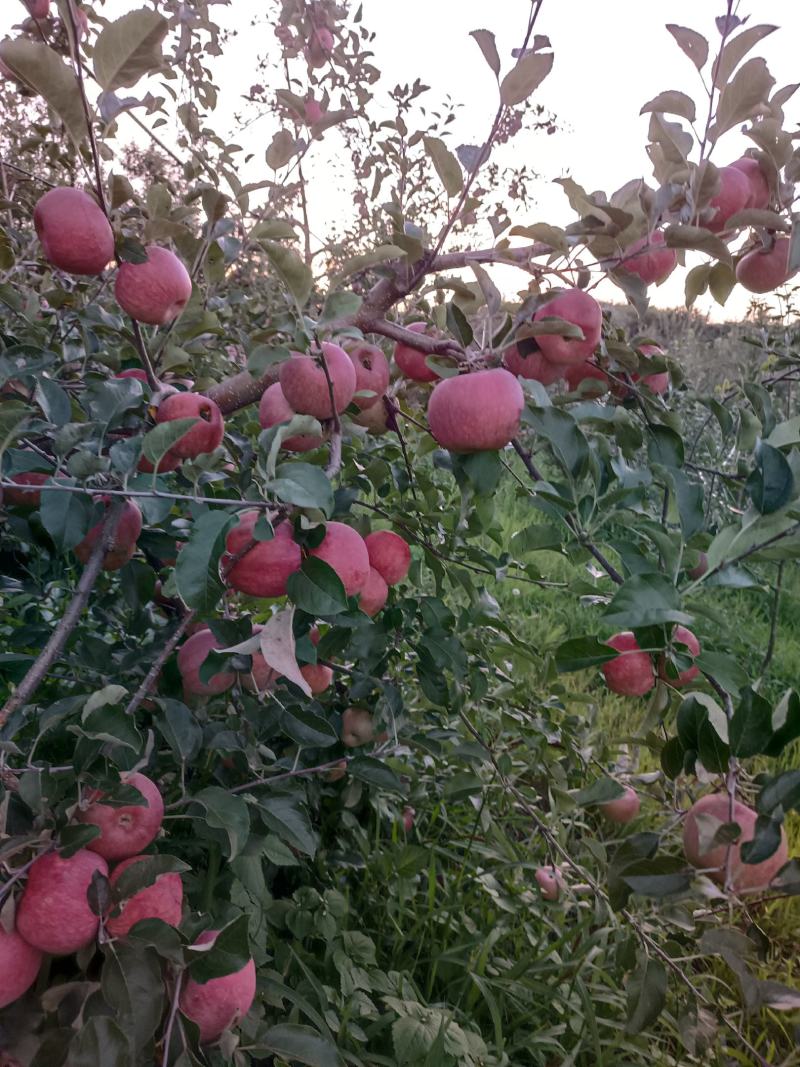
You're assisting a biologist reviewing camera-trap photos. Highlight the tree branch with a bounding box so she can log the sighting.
[124,613,197,718]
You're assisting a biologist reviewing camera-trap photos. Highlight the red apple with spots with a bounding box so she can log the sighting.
[706,165,751,233]
[34,187,114,276]
[428,368,524,453]
[504,343,565,385]
[309,521,370,596]
[353,396,391,434]
[0,925,42,1008]
[737,238,795,293]
[342,707,378,747]
[116,368,148,382]
[115,246,192,325]
[78,772,164,861]
[155,393,224,459]
[535,865,565,901]
[177,628,236,698]
[73,498,142,571]
[223,513,301,598]
[258,382,326,452]
[393,322,438,383]
[364,530,411,586]
[730,156,770,210]
[345,341,391,409]
[615,231,677,285]
[4,471,50,507]
[279,343,356,419]
[601,632,654,697]
[305,24,334,67]
[599,786,640,824]
[359,566,388,616]
[564,360,609,396]
[683,793,788,891]
[658,625,700,688]
[180,930,256,1043]
[16,849,108,955]
[533,289,602,366]
[106,855,183,938]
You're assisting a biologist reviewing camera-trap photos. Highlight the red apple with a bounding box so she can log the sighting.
[78,771,163,861]
[736,238,794,293]
[0,924,42,1009]
[683,793,788,891]
[342,707,377,747]
[301,662,333,694]
[177,628,236,698]
[428,368,524,453]
[564,360,609,396]
[258,382,326,452]
[305,25,334,67]
[223,513,301,598]
[658,624,700,688]
[309,521,370,596]
[359,566,388,616]
[535,865,565,901]
[138,449,183,474]
[364,530,411,586]
[279,342,356,419]
[599,786,640,824]
[304,96,325,124]
[534,289,602,366]
[601,632,655,697]
[16,849,108,955]
[115,246,192,325]
[73,498,142,571]
[610,345,669,399]
[730,156,770,210]
[504,343,565,385]
[393,322,439,383]
[687,551,708,580]
[116,368,148,382]
[155,393,224,459]
[34,187,114,276]
[345,341,391,409]
[706,165,751,233]
[179,930,256,1043]
[615,231,677,285]
[4,471,50,507]
[353,396,391,434]
[24,0,50,16]
[106,855,183,938]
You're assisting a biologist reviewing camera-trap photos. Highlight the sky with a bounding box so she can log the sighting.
[4,0,800,322]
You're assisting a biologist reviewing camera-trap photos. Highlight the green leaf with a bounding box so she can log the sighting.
[282,708,338,747]
[523,407,589,478]
[469,29,500,77]
[319,291,362,323]
[764,690,800,757]
[555,636,617,672]
[77,704,143,751]
[100,943,165,1054]
[712,57,776,140]
[499,49,553,106]
[626,958,668,1034]
[259,605,311,697]
[93,8,168,91]
[348,756,405,794]
[35,377,72,427]
[603,573,693,628]
[255,1024,339,1067]
[112,855,190,904]
[59,823,101,857]
[647,425,684,468]
[730,687,773,757]
[259,795,318,857]
[141,418,198,465]
[757,770,800,816]
[40,479,92,551]
[190,787,250,860]
[740,814,783,865]
[262,240,313,308]
[188,914,251,984]
[666,25,709,70]
[621,856,692,898]
[175,510,234,612]
[746,442,794,514]
[286,558,349,616]
[267,463,333,514]
[713,24,777,87]
[68,1017,132,1067]
[575,776,624,808]
[0,38,86,149]
[423,136,463,198]
[330,244,406,287]
[157,699,202,763]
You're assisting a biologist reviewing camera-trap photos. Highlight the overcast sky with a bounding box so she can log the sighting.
[5,0,800,321]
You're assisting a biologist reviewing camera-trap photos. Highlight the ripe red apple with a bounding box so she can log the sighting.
[683,793,788,891]
[115,245,192,325]
[24,0,50,16]
[687,551,708,580]
[180,930,256,1043]
[16,849,108,955]
[393,322,439,382]
[503,343,565,385]
[601,632,655,697]
[428,368,524,453]
[116,368,148,382]
[258,382,326,452]
[279,343,356,419]
[341,707,377,747]
[305,25,334,67]
[401,806,415,833]
[736,238,794,293]
[359,566,388,616]
[599,786,640,824]
[610,345,669,399]
[105,855,183,938]
[223,513,301,598]
[345,341,391,409]
[4,471,50,507]
[706,166,751,233]
[177,628,236,698]
[534,289,602,365]
[353,396,390,434]
[730,156,770,210]
[309,521,370,596]
[658,624,700,688]
[304,96,325,124]
[155,393,224,459]
[0,924,42,1009]
[74,498,142,571]
[34,187,114,276]
[77,771,164,861]
[301,661,333,694]
[564,360,609,396]
[615,231,677,285]
[138,449,183,474]
[364,530,411,586]
[535,865,565,901]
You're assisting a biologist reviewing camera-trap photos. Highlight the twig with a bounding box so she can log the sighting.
[0,479,270,511]
[161,970,184,1067]
[761,562,784,675]
[124,613,197,717]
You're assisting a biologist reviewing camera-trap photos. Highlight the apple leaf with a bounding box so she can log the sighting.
[499,50,553,107]
[0,38,86,150]
[259,605,312,697]
[93,8,168,91]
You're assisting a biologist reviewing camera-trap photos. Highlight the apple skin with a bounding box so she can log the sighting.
[223,513,301,598]
[683,793,788,891]
[77,771,164,862]
[179,930,257,1044]
[106,855,183,938]
[730,156,770,210]
[341,707,377,747]
[687,552,708,580]
[706,166,751,233]
[564,359,609,396]
[116,368,148,382]
[24,0,50,16]
[301,662,334,694]
[309,521,370,596]
[34,187,114,276]
[535,865,565,901]
[533,289,602,366]
[401,806,415,833]
[115,245,192,325]
[610,345,669,399]
[503,343,564,385]
[615,231,677,285]
[279,342,356,419]
[3,471,50,507]
[602,632,655,697]
[394,322,438,383]
[359,566,388,617]
[16,849,108,955]
[305,25,334,67]
[0,924,42,1009]
[304,96,325,124]
[74,499,142,571]
[155,393,224,459]
[364,530,411,586]
[599,786,640,824]
[138,449,183,474]
[258,382,326,452]
[736,238,794,293]
[658,624,700,688]
[353,396,390,435]
[345,341,391,409]
[177,628,236,698]
[428,368,524,453]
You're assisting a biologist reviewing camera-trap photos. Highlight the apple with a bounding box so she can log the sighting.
[301,661,334,694]
[428,368,524,453]
[599,786,640,824]
[3,471,50,507]
[258,382,326,452]
[16,848,108,955]
[305,25,334,67]
[279,342,356,419]
[706,165,751,232]
[658,624,700,688]
[730,156,770,210]
[687,551,708,580]
[393,322,439,382]
[610,344,669,399]
[240,625,278,693]
[223,513,301,598]
[327,759,348,782]
[74,498,142,571]
[0,924,42,1009]
[683,793,788,891]
[601,632,655,697]
[77,771,164,861]
[106,855,183,938]
[304,96,325,124]
[179,930,256,1043]
[177,628,236,698]
[341,706,377,747]
[116,368,148,382]
[345,341,391,409]
[364,530,411,586]
[309,521,370,596]
[535,865,565,901]
[533,289,602,365]
[155,393,225,459]
[564,359,609,396]
[503,343,565,385]
[359,566,388,617]
[614,230,677,285]
[24,0,50,16]
[736,238,794,293]
[353,396,390,434]
[115,245,192,325]
[138,449,183,474]
[34,187,114,276]
[401,806,415,833]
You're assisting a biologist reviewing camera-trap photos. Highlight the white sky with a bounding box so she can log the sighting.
[5,0,800,321]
